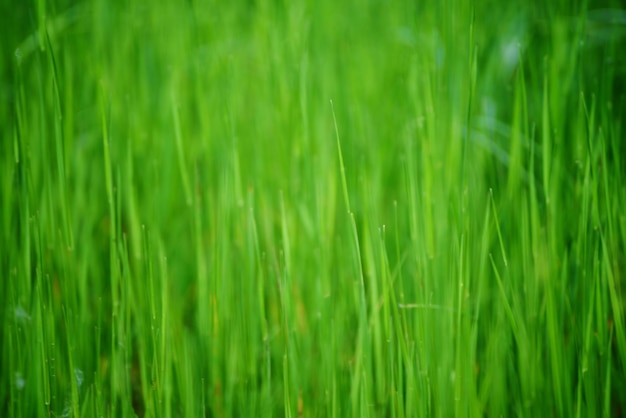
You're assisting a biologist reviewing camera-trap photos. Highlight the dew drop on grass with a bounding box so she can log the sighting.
[14,306,31,322]
[14,372,25,390]
[75,368,84,387]
[61,404,72,418]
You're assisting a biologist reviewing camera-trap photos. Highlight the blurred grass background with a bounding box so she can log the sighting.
[1,0,626,416]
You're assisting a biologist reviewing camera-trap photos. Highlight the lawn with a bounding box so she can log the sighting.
[1,0,625,416]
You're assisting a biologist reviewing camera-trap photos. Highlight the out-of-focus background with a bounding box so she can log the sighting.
[1,1,625,416]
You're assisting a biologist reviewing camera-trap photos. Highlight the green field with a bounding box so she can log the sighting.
[2,0,626,416]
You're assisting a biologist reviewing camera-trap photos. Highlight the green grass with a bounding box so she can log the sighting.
[2,0,626,416]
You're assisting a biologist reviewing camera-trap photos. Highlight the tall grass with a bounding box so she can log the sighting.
[2,0,625,416]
